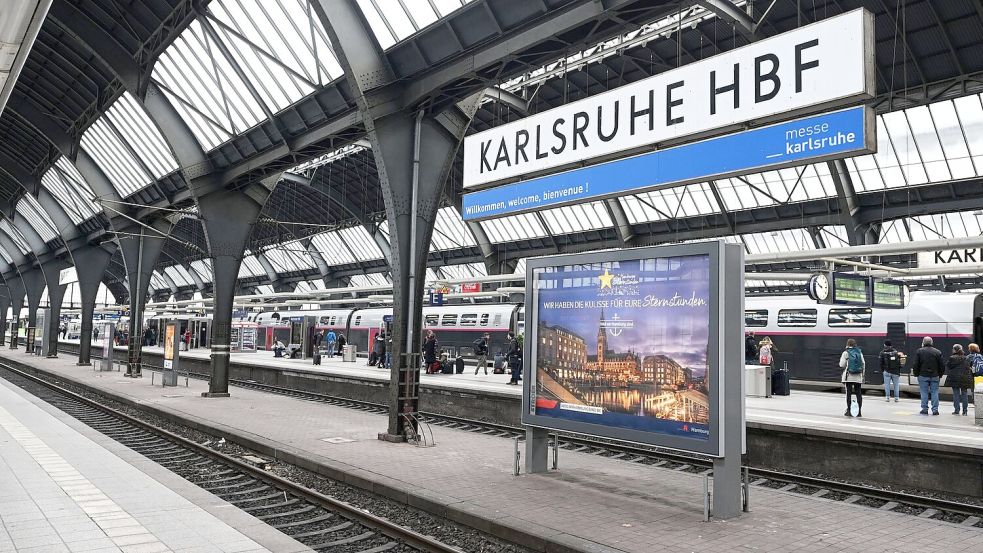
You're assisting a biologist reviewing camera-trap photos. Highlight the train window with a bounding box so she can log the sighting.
[828,308,872,327]
[745,310,768,327]
[479,314,490,327]
[460,314,478,327]
[425,314,438,327]
[493,314,502,326]
[441,314,458,326]
[777,309,817,327]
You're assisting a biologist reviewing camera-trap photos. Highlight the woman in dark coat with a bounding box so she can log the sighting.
[946,344,973,416]
[423,330,438,371]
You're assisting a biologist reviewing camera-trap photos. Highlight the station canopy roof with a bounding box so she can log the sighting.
[0,0,982,304]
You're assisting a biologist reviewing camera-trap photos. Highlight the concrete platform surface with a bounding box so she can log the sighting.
[62,339,983,454]
[11,352,983,553]
[0,369,313,553]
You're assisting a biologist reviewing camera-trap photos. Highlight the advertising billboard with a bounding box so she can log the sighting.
[464,8,874,189]
[163,323,176,369]
[523,241,743,456]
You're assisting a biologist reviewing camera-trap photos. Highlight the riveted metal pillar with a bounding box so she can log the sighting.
[199,192,263,398]
[119,222,171,377]
[74,246,115,366]
[22,270,46,341]
[40,261,69,358]
[7,278,24,349]
[0,290,9,347]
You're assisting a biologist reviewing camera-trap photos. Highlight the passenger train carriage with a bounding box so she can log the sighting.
[745,292,981,384]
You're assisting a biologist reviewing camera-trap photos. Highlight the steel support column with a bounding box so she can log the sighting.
[0,291,8,347]
[21,269,46,337]
[7,277,25,349]
[74,245,115,365]
[119,221,172,377]
[828,159,878,245]
[199,192,264,397]
[39,261,69,357]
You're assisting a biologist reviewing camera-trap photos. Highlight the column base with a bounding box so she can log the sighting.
[77,362,92,367]
[201,392,230,398]
[377,432,406,443]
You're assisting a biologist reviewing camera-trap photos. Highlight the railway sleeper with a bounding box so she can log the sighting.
[288,522,355,540]
[213,485,270,497]
[273,514,337,530]
[355,543,399,553]
[242,499,302,514]
[258,505,315,521]
[308,531,377,549]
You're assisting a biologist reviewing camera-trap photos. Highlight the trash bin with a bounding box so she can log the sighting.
[975,390,983,426]
[342,344,356,362]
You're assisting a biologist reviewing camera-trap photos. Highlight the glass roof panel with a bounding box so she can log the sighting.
[883,110,928,186]
[431,207,476,251]
[0,220,30,254]
[818,225,850,247]
[295,279,326,293]
[106,93,178,179]
[263,241,317,273]
[152,19,267,150]
[349,273,391,287]
[150,270,170,291]
[80,116,155,197]
[740,229,816,255]
[254,284,275,295]
[926,101,974,180]
[338,226,385,261]
[540,202,613,234]
[907,211,983,241]
[311,231,358,265]
[437,263,487,281]
[15,195,59,243]
[189,259,213,283]
[619,183,719,224]
[356,0,471,50]
[480,213,548,243]
[954,94,983,172]
[0,245,12,264]
[877,219,909,244]
[238,251,266,278]
[207,0,342,113]
[41,158,100,225]
[164,265,193,287]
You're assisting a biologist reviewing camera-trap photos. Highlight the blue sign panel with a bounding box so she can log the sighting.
[462,106,873,220]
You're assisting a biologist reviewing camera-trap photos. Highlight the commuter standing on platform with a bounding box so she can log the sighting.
[879,340,903,402]
[474,333,490,375]
[325,329,337,357]
[968,343,983,378]
[946,344,973,416]
[423,330,438,372]
[839,338,865,417]
[912,336,944,416]
[336,333,347,357]
[744,331,758,364]
[758,336,777,367]
[506,331,522,385]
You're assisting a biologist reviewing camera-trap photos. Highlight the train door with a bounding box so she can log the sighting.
[885,322,908,375]
[973,295,983,345]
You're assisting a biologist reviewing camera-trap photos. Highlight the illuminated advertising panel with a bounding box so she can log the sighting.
[163,323,176,369]
[523,241,743,457]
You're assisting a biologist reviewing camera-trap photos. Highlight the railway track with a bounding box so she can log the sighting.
[52,347,983,524]
[0,361,463,553]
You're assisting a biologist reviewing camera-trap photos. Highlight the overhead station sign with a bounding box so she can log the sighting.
[463,9,874,190]
[463,106,873,220]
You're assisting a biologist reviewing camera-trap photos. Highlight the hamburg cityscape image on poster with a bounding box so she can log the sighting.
[532,254,711,439]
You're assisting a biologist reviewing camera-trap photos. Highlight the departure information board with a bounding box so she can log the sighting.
[873,280,906,309]
[832,273,871,306]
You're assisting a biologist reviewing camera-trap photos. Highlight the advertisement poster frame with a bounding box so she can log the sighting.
[25,327,35,354]
[101,322,114,371]
[522,241,744,458]
[163,323,176,370]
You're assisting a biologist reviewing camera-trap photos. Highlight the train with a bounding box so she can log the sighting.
[58,290,983,386]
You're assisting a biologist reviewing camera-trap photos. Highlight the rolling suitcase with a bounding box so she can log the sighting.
[771,368,790,396]
[493,354,506,374]
[441,361,453,374]
[455,357,465,374]
[313,352,321,365]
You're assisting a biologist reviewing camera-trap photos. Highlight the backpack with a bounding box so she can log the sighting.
[885,350,902,371]
[969,353,983,376]
[758,345,772,365]
[472,338,484,355]
[846,348,863,374]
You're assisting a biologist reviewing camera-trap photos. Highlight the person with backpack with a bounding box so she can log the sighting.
[946,344,973,416]
[757,336,776,366]
[839,338,865,417]
[879,340,903,402]
[745,331,758,364]
[506,331,522,385]
[967,343,983,379]
[912,336,944,415]
[473,333,490,375]
[325,329,337,357]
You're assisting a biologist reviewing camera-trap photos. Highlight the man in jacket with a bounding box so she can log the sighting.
[912,336,944,415]
[878,340,903,403]
[474,333,490,375]
[506,332,522,385]
[745,331,758,364]
[325,329,337,357]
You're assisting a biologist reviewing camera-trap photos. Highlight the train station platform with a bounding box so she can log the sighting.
[56,339,983,454]
[0,367,311,553]
[5,351,983,553]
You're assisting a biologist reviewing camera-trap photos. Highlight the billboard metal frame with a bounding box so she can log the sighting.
[521,241,746,518]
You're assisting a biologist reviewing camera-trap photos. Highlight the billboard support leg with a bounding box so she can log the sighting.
[712,453,743,519]
[524,427,549,474]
